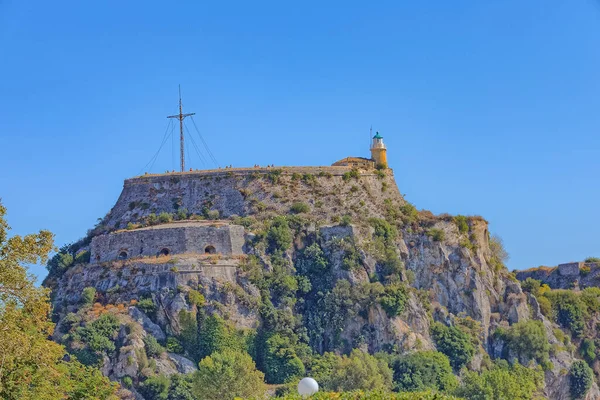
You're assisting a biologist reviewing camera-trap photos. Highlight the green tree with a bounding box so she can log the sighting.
[267,217,293,254]
[379,284,408,317]
[263,333,305,384]
[569,360,593,399]
[456,362,543,400]
[497,320,550,366]
[198,315,245,360]
[81,286,96,305]
[144,334,165,357]
[325,349,393,392]
[139,375,170,400]
[544,290,586,337]
[391,351,458,393]
[192,350,266,400]
[0,201,117,399]
[430,322,475,371]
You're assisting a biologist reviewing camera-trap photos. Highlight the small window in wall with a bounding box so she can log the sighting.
[204,245,216,254]
[157,248,170,257]
[118,251,128,260]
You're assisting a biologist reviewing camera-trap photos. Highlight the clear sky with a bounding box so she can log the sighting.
[1,1,599,282]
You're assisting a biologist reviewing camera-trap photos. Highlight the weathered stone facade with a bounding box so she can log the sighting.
[90,221,245,262]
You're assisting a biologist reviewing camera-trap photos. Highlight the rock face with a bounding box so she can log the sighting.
[46,167,598,399]
[517,262,600,289]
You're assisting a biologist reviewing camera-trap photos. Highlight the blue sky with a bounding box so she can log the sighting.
[1,1,599,282]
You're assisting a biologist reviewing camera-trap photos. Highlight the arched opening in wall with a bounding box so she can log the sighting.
[157,248,170,257]
[118,251,128,260]
[204,245,216,254]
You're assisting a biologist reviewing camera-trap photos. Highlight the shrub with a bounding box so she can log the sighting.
[81,287,96,305]
[289,202,310,214]
[192,350,266,400]
[325,349,393,392]
[496,320,550,366]
[267,217,292,254]
[166,336,184,354]
[122,376,133,388]
[537,296,552,317]
[144,335,164,357]
[369,218,398,242]
[456,361,544,400]
[391,351,458,392]
[340,215,352,226]
[137,297,156,316]
[74,250,90,264]
[206,209,220,220]
[379,284,408,317]
[187,289,205,307]
[430,322,475,371]
[426,228,445,242]
[580,339,596,364]
[521,278,542,297]
[263,334,306,384]
[569,360,593,399]
[158,212,173,223]
[176,208,189,220]
[544,290,586,337]
[342,169,360,181]
[399,203,419,225]
[139,375,170,400]
[584,257,600,263]
[147,213,158,225]
[454,215,469,234]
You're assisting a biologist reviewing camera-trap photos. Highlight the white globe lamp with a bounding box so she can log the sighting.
[298,377,319,396]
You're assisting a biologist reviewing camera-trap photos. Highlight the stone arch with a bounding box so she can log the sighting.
[157,248,170,257]
[204,245,216,254]
[118,250,128,260]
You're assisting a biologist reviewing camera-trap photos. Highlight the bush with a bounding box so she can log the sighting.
[369,218,398,242]
[569,360,593,399]
[584,257,600,263]
[206,209,220,220]
[137,297,156,316]
[537,296,552,317]
[158,212,173,223]
[426,228,445,242]
[544,290,586,337]
[580,339,596,365]
[399,203,419,225]
[81,287,96,305]
[176,208,189,220]
[144,335,164,357]
[147,213,158,225]
[122,376,133,388]
[325,349,393,392]
[391,351,458,393]
[340,215,352,226]
[192,350,266,400]
[456,361,544,400]
[342,169,360,181]
[139,375,170,400]
[267,217,292,254]
[188,289,205,307]
[166,336,184,354]
[430,322,475,371]
[290,202,310,214]
[454,215,469,234]
[379,284,408,317]
[74,250,91,264]
[263,334,306,384]
[521,278,541,297]
[496,320,550,366]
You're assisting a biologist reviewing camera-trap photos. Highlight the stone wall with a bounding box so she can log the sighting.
[101,166,405,230]
[90,221,245,262]
[517,262,600,289]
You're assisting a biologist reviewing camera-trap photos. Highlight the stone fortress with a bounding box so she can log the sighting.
[90,131,390,263]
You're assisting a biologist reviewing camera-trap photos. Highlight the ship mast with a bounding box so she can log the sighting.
[167,85,195,172]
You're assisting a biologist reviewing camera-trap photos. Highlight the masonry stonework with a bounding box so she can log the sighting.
[90,221,245,263]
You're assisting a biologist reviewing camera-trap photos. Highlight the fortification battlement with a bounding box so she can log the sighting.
[90,222,245,263]
[128,165,390,186]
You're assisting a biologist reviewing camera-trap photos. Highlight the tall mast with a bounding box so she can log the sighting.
[167,85,195,172]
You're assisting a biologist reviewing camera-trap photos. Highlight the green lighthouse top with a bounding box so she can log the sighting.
[373,131,383,139]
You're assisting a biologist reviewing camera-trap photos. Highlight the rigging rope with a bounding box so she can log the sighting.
[190,116,220,167]
[137,119,175,176]
[184,121,208,166]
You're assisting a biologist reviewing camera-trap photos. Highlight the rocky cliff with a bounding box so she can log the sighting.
[45,166,599,399]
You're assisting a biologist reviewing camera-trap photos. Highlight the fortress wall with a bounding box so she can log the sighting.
[90,224,245,262]
[102,166,405,230]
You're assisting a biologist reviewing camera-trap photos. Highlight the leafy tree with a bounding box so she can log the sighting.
[379,284,408,317]
[187,289,205,307]
[496,320,550,366]
[391,351,458,393]
[139,375,170,400]
[580,339,596,365]
[456,361,544,400]
[167,373,194,400]
[520,278,541,297]
[544,290,586,337]
[81,286,96,305]
[178,310,199,361]
[263,333,305,384]
[0,201,117,399]
[430,322,475,371]
[325,349,393,392]
[192,350,266,400]
[144,334,165,357]
[267,216,292,254]
[569,360,593,399]
[198,315,247,360]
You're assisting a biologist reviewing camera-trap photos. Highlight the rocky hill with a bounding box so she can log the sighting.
[517,261,600,290]
[44,166,600,399]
